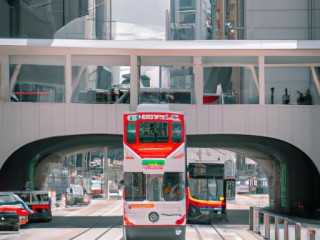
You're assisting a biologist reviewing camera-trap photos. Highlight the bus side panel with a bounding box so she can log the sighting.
[124,225,186,240]
[123,201,186,226]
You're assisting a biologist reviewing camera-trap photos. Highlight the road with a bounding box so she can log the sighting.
[0,198,264,240]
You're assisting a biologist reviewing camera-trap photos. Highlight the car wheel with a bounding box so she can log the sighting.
[12,224,20,231]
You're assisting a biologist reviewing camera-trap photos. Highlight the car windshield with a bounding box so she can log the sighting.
[0,194,16,203]
[0,193,34,213]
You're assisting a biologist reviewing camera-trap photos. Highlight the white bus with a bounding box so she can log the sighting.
[122,105,186,240]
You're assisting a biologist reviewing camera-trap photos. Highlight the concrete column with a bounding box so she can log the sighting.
[64,54,72,103]
[274,160,282,212]
[284,220,288,240]
[193,56,203,105]
[268,158,283,213]
[103,147,109,199]
[195,0,202,40]
[95,0,112,40]
[106,0,112,40]
[0,55,10,102]
[82,152,88,192]
[295,223,301,240]
[87,0,96,39]
[252,208,260,232]
[130,55,139,111]
[264,214,270,239]
[275,217,279,240]
[218,0,226,39]
[309,229,316,240]
[258,55,265,104]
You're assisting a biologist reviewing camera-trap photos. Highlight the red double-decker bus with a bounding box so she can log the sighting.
[122,104,186,240]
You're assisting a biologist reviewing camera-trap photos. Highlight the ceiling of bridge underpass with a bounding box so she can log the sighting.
[30,146,269,209]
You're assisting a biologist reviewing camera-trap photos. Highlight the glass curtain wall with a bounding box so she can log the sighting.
[202,66,259,105]
[8,57,319,105]
[72,65,115,104]
[137,66,194,104]
[71,55,130,104]
[170,0,196,40]
[265,67,318,105]
[138,56,195,104]
[10,63,65,103]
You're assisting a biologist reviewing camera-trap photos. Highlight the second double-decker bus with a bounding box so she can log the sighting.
[186,160,235,223]
[123,104,186,240]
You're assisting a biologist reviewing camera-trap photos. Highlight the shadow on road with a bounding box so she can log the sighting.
[223,209,250,225]
[188,209,250,226]
[22,209,250,229]
[23,216,123,229]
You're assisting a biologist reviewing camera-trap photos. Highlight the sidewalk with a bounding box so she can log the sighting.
[228,194,269,210]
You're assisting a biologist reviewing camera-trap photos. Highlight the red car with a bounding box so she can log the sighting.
[0,192,31,230]
[12,205,30,225]
[0,205,29,231]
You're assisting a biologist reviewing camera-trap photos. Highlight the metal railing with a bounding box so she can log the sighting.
[249,207,320,240]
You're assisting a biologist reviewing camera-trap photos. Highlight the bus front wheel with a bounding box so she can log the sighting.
[123,227,131,240]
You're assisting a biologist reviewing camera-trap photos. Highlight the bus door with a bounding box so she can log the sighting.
[224,178,236,200]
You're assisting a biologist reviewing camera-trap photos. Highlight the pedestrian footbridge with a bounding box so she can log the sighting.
[0,39,319,220]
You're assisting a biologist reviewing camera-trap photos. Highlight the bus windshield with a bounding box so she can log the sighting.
[139,122,168,143]
[124,172,184,202]
[188,163,225,201]
[189,177,223,201]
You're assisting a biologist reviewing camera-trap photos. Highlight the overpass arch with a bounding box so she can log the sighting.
[0,134,122,191]
[1,133,319,217]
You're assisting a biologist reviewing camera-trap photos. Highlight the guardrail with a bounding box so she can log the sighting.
[249,207,320,240]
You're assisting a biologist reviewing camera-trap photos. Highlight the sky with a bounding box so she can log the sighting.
[112,0,169,40]
[112,0,169,27]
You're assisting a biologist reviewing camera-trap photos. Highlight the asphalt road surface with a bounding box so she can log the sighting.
[0,199,263,240]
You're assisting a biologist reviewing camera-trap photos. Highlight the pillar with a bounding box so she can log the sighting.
[64,54,72,103]
[0,55,10,101]
[193,56,203,105]
[130,55,139,111]
[258,55,265,104]
[103,147,109,199]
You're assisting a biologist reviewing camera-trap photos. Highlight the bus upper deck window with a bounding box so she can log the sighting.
[140,122,168,143]
[127,122,136,143]
[172,122,182,143]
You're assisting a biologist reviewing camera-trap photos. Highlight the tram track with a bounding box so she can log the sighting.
[190,224,205,240]
[69,208,122,240]
[190,223,226,240]
[69,225,120,240]
[190,221,263,240]
[209,223,226,240]
[69,219,121,240]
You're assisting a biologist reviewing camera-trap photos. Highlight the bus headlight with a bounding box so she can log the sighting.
[148,212,159,223]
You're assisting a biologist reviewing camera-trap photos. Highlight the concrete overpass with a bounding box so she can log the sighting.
[0,39,319,218]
